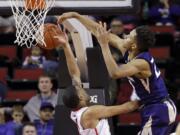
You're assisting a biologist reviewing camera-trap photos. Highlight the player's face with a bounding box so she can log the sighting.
[124,29,137,51]
[38,77,53,93]
[23,126,37,135]
[77,88,90,106]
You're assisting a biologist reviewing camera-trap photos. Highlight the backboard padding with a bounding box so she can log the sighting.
[0,0,140,15]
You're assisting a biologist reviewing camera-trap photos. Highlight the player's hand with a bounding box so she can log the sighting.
[54,28,68,48]
[57,12,79,24]
[95,22,110,47]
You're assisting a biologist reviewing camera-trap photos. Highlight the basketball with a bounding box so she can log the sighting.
[25,0,46,10]
[39,23,63,50]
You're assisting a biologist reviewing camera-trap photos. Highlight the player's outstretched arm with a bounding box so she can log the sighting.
[95,23,150,79]
[85,101,139,119]
[58,12,128,55]
[54,32,81,85]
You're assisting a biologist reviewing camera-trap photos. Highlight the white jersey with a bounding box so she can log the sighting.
[71,107,111,135]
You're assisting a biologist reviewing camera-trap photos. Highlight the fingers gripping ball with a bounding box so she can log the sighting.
[39,23,63,50]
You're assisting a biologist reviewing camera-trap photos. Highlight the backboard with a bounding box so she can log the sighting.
[0,0,140,15]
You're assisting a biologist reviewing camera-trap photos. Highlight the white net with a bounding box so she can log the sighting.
[9,0,55,48]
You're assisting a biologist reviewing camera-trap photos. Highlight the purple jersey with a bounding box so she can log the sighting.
[124,51,169,105]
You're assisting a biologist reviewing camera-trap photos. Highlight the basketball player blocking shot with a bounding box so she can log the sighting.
[58,12,177,135]
[54,31,139,135]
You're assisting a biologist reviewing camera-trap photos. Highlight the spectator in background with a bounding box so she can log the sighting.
[0,110,6,135]
[24,75,57,122]
[0,82,7,102]
[0,16,15,34]
[23,46,46,69]
[22,123,37,135]
[42,48,60,77]
[148,0,180,26]
[5,105,24,135]
[34,102,54,135]
[110,18,125,38]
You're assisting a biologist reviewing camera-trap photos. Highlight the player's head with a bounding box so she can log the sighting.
[127,26,155,53]
[62,85,90,109]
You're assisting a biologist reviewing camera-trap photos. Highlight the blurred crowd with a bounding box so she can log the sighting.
[0,75,57,135]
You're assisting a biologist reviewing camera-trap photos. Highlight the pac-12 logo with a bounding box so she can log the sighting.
[90,95,98,103]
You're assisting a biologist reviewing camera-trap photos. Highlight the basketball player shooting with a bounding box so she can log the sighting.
[58,12,177,135]
[54,30,139,135]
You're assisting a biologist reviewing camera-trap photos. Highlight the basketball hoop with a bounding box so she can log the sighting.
[9,0,55,48]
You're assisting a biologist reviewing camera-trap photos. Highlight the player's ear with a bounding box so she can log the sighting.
[78,91,83,99]
[78,91,85,101]
[131,43,137,50]
[79,95,84,101]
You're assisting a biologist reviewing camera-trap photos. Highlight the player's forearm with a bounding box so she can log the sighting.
[74,13,99,36]
[63,43,81,78]
[89,101,139,119]
[109,34,134,56]
[109,33,126,53]
[74,13,128,55]
[118,101,139,113]
[106,101,139,117]
[101,45,120,79]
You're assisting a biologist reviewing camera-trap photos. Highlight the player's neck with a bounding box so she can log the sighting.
[79,102,88,108]
[128,50,139,60]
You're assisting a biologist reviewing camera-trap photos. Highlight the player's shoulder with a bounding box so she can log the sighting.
[80,106,99,129]
[130,58,150,69]
[81,105,98,120]
[136,52,152,59]
[133,52,153,67]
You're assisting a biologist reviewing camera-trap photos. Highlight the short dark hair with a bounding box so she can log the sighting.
[23,122,36,128]
[40,102,54,111]
[62,85,80,109]
[136,26,155,52]
[12,105,24,114]
[38,74,52,83]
